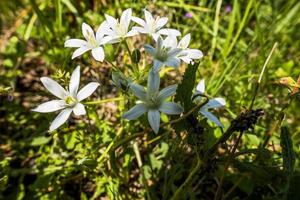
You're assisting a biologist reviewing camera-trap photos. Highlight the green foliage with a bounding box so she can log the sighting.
[1,0,300,199]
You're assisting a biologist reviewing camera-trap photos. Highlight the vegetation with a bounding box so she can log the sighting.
[1,0,300,199]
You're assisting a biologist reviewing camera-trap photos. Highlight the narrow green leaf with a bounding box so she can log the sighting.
[280,126,295,176]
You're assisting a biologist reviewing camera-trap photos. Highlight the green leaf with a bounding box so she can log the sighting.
[172,63,198,132]
[30,136,51,146]
[280,126,295,176]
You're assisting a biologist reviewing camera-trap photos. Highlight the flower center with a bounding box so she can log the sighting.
[116,23,126,37]
[65,96,77,106]
[155,47,169,62]
[87,31,98,48]
[146,96,161,109]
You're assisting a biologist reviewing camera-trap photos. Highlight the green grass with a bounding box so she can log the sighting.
[1,0,300,199]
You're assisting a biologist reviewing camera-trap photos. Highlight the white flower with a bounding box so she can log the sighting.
[32,66,100,132]
[123,70,183,133]
[101,8,138,44]
[132,9,181,40]
[64,22,110,61]
[195,80,226,127]
[144,36,182,71]
[164,34,203,64]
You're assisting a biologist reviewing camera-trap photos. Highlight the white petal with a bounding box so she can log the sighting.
[203,98,226,109]
[185,49,203,59]
[144,9,154,25]
[91,47,105,61]
[147,70,160,95]
[49,108,73,132]
[126,29,138,37]
[158,28,181,37]
[157,85,177,101]
[200,110,223,127]
[77,82,100,101]
[196,79,205,94]
[123,104,147,120]
[71,46,91,59]
[163,36,178,48]
[120,8,132,30]
[153,60,163,71]
[178,34,191,49]
[96,21,108,41]
[159,102,183,115]
[69,66,80,97]
[105,14,117,28]
[82,22,95,41]
[130,83,147,101]
[73,103,86,116]
[132,17,145,26]
[132,26,147,34]
[148,110,160,134]
[64,39,87,47]
[32,100,66,113]
[40,77,67,99]
[156,17,168,30]
[144,44,156,56]
[165,57,181,68]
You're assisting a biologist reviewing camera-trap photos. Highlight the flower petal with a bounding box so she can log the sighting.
[132,16,145,26]
[200,110,223,127]
[144,44,156,56]
[148,109,160,134]
[82,22,95,41]
[91,47,105,61]
[202,98,226,109]
[40,77,67,99]
[184,49,203,59]
[156,17,168,30]
[153,60,163,71]
[144,9,154,25]
[159,102,183,115]
[126,29,138,37]
[105,14,117,28]
[49,108,73,132]
[69,66,80,97]
[32,100,66,113]
[157,85,177,101]
[73,103,86,116]
[64,39,87,47]
[120,8,132,30]
[147,70,160,95]
[71,46,91,59]
[158,28,181,37]
[77,82,100,101]
[178,34,191,49]
[196,79,205,94]
[130,83,147,101]
[123,103,147,120]
[165,57,181,68]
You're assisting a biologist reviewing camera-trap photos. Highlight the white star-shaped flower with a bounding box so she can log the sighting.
[144,36,182,71]
[132,9,181,40]
[123,70,183,133]
[32,66,100,132]
[101,8,138,44]
[64,22,110,61]
[194,79,226,127]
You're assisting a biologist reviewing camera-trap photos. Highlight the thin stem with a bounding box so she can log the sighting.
[133,142,151,199]
[123,39,139,74]
[171,151,202,200]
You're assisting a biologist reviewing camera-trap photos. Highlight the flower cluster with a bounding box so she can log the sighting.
[32,8,212,133]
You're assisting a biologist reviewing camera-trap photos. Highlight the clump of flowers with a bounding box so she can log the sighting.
[32,8,223,134]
